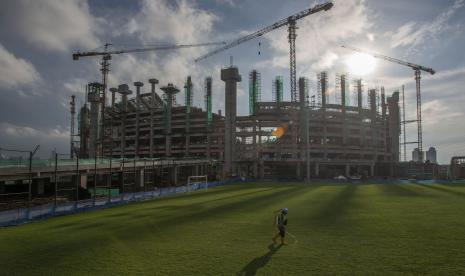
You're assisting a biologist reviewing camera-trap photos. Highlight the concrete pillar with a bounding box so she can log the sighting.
[259,160,264,179]
[166,136,171,157]
[296,162,301,179]
[109,87,117,109]
[80,174,88,188]
[161,84,179,158]
[345,164,350,177]
[149,78,159,158]
[206,133,211,158]
[134,82,144,158]
[118,84,132,158]
[139,169,144,187]
[174,166,179,186]
[370,164,375,177]
[221,66,241,177]
[315,163,320,177]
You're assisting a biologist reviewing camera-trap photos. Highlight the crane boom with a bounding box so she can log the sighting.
[194,2,333,62]
[341,45,436,163]
[73,41,226,60]
[341,45,435,75]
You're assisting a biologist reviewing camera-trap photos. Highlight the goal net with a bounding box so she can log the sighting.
[187,175,208,192]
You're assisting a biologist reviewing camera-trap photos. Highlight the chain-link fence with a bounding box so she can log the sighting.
[0,147,224,226]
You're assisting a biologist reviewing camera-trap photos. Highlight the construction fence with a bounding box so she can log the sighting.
[0,178,244,227]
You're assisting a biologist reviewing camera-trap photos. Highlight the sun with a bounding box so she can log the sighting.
[346,52,376,76]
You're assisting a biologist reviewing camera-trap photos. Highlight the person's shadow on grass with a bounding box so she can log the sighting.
[238,243,282,276]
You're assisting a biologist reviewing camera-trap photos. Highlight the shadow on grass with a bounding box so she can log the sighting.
[378,184,421,197]
[311,184,358,226]
[414,183,465,197]
[238,243,282,276]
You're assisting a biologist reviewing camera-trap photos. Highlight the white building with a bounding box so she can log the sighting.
[412,148,423,162]
[426,147,437,163]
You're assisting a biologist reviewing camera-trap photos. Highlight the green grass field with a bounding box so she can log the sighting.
[1,182,465,275]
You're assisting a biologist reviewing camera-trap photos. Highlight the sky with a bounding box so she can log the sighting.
[0,0,464,164]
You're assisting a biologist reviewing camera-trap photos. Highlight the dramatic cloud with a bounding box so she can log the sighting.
[108,0,223,112]
[125,0,218,45]
[388,0,465,51]
[266,0,371,72]
[0,0,101,51]
[0,44,41,89]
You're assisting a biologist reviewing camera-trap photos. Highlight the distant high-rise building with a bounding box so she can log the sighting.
[412,148,423,162]
[426,147,437,163]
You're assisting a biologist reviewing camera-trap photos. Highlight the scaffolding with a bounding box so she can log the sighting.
[249,70,261,115]
[335,74,350,106]
[298,77,308,107]
[272,76,283,103]
[317,72,328,107]
[184,76,193,114]
[353,79,364,109]
[205,77,212,126]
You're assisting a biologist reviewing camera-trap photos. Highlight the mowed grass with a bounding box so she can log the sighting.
[1,182,465,275]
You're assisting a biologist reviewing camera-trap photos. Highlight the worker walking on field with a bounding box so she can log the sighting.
[272,208,288,245]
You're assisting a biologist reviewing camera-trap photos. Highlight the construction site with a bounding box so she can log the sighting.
[78,70,400,179]
[1,1,464,216]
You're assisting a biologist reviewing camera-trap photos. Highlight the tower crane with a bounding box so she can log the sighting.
[341,45,435,162]
[73,41,225,157]
[195,2,333,103]
[73,41,226,99]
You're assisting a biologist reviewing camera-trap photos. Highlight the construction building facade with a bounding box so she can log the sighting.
[78,67,401,179]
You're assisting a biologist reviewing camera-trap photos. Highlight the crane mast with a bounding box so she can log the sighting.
[341,45,435,162]
[195,2,333,102]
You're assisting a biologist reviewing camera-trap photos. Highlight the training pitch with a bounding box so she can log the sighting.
[1,182,465,275]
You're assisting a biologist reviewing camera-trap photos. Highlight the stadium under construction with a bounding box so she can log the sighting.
[78,67,401,180]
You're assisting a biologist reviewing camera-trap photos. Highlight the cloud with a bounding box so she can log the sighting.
[215,0,236,7]
[64,78,88,97]
[1,123,69,139]
[0,44,41,89]
[107,0,225,113]
[125,0,218,45]
[1,0,101,52]
[388,0,465,51]
[265,0,371,74]
[0,122,70,157]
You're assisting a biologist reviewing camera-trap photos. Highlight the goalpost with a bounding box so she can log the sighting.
[187,175,208,192]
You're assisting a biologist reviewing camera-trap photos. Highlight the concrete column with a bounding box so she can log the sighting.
[315,163,320,177]
[259,160,264,179]
[80,174,88,189]
[134,82,144,158]
[139,169,144,187]
[345,164,350,177]
[206,133,211,158]
[296,163,301,179]
[118,84,132,158]
[174,166,179,186]
[221,66,241,177]
[109,87,117,109]
[370,164,375,177]
[149,78,159,158]
[166,136,171,157]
